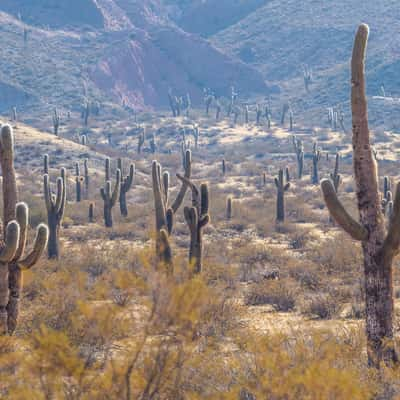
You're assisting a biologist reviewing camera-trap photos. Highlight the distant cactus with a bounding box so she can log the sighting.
[275,169,290,222]
[226,197,233,220]
[303,65,312,92]
[118,158,134,217]
[84,159,89,194]
[281,103,289,125]
[105,157,111,182]
[222,159,226,175]
[177,175,210,274]
[81,134,87,145]
[100,169,121,228]
[83,102,90,126]
[263,172,267,186]
[292,136,304,179]
[168,89,178,117]
[383,176,391,200]
[137,129,145,154]
[265,102,272,129]
[11,106,17,122]
[289,109,294,131]
[330,153,341,192]
[44,168,66,259]
[44,154,49,175]
[150,133,156,154]
[311,142,322,184]
[256,104,262,125]
[215,99,221,121]
[52,108,60,136]
[244,105,249,124]
[89,202,95,223]
[181,139,191,169]
[152,150,192,268]
[204,91,213,116]
[75,176,83,202]
[285,167,290,183]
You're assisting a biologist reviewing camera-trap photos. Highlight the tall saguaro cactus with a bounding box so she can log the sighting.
[321,24,399,367]
[152,150,192,268]
[0,124,48,334]
[275,169,290,222]
[100,169,121,228]
[330,152,341,192]
[292,136,304,179]
[7,203,48,334]
[118,158,134,217]
[44,168,66,259]
[177,175,210,274]
[311,142,321,184]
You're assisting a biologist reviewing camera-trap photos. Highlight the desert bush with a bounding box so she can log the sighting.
[303,293,342,319]
[245,280,297,311]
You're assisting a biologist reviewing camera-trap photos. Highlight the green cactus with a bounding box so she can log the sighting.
[292,136,304,179]
[0,125,48,334]
[137,129,145,154]
[105,158,111,182]
[226,196,232,220]
[330,153,341,192]
[44,168,66,259]
[52,108,60,136]
[44,154,49,175]
[311,142,322,184]
[177,175,210,274]
[6,203,48,334]
[152,150,191,269]
[89,202,95,223]
[0,125,18,228]
[118,158,134,217]
[275,169,290,222]
[100,169,121,228]
[84,159,89,194]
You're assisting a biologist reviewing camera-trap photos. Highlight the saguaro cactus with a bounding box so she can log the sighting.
[330,153,341,192]
[52,108,60,136]
[281,103,289,125]
[44,154,49,175]
[177,175,210,274]
[84,159,89,194]
[275,169,290,222]
[152,150,192,268]
[226,197,233,220]
[44,168,66,259]
[100,169,121,228]
[118,158,134,217]
[6,203,48,334]
[321,24,400,367]
[89,202,95,223]
[292,136,304,179]
[137,130,145,154]
[105,158,111,182]
[311,142,321,184]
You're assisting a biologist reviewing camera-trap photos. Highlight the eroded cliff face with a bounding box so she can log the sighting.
[89,26,275,110]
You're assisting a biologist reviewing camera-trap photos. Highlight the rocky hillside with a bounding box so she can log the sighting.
[0,0,273,114]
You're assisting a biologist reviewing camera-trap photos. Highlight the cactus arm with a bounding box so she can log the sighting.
[159,229,172,267]
[200,183,209,217]
[274,178,279,189]
[0,221,19,263]
[162,171,169,205]
[321,179,368,241]
[19,224,48,270]
[124,164,134,192]
[111,170,121,206]
[54,177,64,213]
[199,214,210,228]
[43,175,54,212]
[171,150,191,213]
[12,203,28,262]
[152,161,167,230]
[176,174,199,209]
[284,183,290,191]
[383,183,400,257]
[58,168,67,221]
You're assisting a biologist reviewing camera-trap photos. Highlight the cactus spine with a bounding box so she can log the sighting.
[152,150,192,269]
[118,159,134,217]
[44,168,66,259]
[321,24,400,367]
[275,169,290,222]
[292,136,304,179]
[100,169,121,228]
[311,142,321,184]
